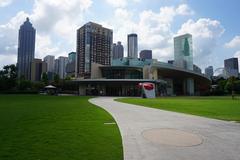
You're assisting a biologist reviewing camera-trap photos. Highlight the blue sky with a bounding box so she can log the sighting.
[0,0,240,72]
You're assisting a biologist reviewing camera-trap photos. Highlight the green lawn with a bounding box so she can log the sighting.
[116,96,240,122]
[0,95,123,160]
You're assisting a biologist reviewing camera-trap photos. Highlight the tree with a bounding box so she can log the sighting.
[17,79,32,91]
[226,76,236,99]
[41,72,49,85]
[213,79,227,95]
[54,74,60,85]
[235,80,240,94]
[0,64,17,91]
[64,76,71,81]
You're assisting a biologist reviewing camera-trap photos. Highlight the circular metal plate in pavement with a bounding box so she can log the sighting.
[142,128,203,147]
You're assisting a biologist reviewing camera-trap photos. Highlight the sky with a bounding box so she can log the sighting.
[0,0,240,72]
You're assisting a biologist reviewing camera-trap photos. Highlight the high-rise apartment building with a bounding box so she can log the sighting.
[128,33,138,59]
[17,17,36,80]
[31,59,47,81]
[224,58,239,78]
[76,22,113,78]
[140,50,152,59]
[174,33,193,70]
[44,55,55,72]
[112,41,124,59]
[205,66,213,78]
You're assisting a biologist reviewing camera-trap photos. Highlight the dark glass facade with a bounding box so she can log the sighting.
[17,17,36,80]
[224,58,239,70]
[224,58,239,77]
[139,50,152,59]
[66,52,76,77]
[101,66,143,79]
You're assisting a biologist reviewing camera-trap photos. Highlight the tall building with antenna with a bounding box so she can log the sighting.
[17,17,36,80]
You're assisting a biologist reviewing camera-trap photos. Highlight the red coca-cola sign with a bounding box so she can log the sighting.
[143,83,154,90]
[138,83,154,90]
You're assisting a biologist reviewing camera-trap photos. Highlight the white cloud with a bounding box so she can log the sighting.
[102,4,194,60]
[0,0,93,68]
[176,4,194,15]
[35,34,60,58]
[234,51,240,70]
[234,50,240,57]
[225,36,240,49]
[105,0,141,8]
[0,11,29,57]
[31,0,92,33]
[0,54,16,69]
[1,1,220,71]
[105,0,127,8]
[177,18,225,58]
[0,0,12,7]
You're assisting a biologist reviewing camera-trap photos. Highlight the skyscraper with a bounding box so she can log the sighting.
[76,22,113,78]
[54,59,59,75]
[205,66,214,78]
[31,59,47,82]
[128,33,138,59]
[174,33,194,95]
[66,52,76,77]
[112,41,124,59]
[17,17,36,80]
[174,33,193,70]
[139,50,152,59]
[55,56,68,79]
[44,55,55,73]
[224,58,239,78]
[68,52,76,63]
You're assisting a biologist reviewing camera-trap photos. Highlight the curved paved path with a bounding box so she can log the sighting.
[89,97,240,160]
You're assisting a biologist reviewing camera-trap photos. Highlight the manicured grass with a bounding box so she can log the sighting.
[116,96,240,122]
[0,95,123,160]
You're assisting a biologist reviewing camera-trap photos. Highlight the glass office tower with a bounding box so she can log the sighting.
[128,33,138,59]
[224,58,239,78]
[174,33,194,95]
[174,33,193,70]
[17,17,36,80]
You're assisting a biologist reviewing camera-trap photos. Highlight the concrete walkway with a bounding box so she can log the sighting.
[89,97,240,160]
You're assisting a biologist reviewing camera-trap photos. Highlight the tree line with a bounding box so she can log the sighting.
[211,76,240,97]
[0,64,78,94]
[1,64,240,96]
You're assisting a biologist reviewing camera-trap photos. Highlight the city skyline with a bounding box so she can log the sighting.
[0,0,240,71]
